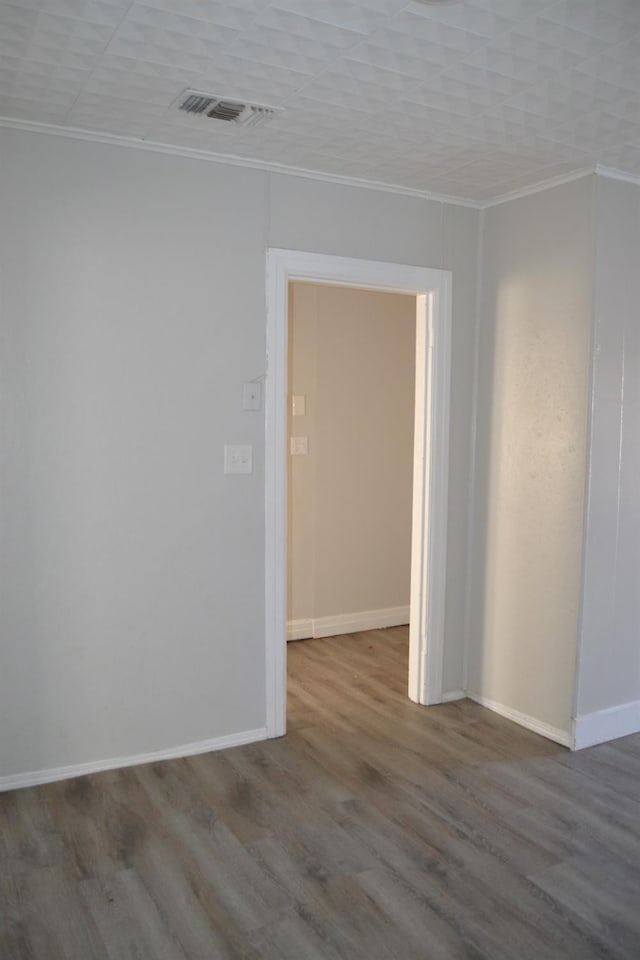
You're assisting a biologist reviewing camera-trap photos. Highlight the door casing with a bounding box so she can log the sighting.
[265,248,452,737]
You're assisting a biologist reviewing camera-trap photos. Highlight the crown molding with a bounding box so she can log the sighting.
[595,164,640,188]
[0,115,481,209]
[4,116,637,211]
[480,166,596,209]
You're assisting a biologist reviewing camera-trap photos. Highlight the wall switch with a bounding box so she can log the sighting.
[224,444,253,474]
[290,436,308,456]
[292,394,306,417]
[242,381,262,411]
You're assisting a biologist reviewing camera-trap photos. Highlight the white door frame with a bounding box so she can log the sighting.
[265,248,452,738]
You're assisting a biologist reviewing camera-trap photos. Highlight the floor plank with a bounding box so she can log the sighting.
[1,628,638,959]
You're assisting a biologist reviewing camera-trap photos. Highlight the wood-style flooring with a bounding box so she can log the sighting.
[2,626,640,959]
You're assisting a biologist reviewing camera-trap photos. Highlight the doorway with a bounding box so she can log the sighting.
[287,281,415,633]
[265,250,452,738]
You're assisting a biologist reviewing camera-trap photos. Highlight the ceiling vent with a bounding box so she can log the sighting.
[174,90,279,129]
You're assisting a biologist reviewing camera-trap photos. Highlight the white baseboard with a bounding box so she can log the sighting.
[441,689,466,703]
[0,727,268,794]
[573,699,640,750]
[287,605,410,641]
[466,692,572,748]
[287,618,314,641]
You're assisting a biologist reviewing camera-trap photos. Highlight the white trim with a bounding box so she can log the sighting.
[467,692,572,748]
[5,118,640,210]
[287,606,410,641]
[462,206,484,694]
[266,249,452,738]
[288,618,314,641]
[595,164,640,188]
[0,727,268,793]
[0,115,479,208]
[481,167,595,209]
[441,689,466,703]
[409,285,452,705]
[574,700,640,751]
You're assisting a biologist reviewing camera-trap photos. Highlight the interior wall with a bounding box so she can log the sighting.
[576,176,640,724]
[0,127,480,781]
[287,282,415,628]
[469,176,596,738]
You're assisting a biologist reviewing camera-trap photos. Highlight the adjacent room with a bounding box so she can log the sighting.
[287,281,416,716]
[1,0,639,957]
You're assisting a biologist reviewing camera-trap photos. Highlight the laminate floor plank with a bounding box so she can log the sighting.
[1,628,638,959]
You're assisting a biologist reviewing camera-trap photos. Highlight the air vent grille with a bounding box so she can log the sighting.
[175,90,279,129]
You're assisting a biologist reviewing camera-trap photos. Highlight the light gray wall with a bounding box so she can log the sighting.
[0,131,270,776]
[287,283,415,623]
[0,127,480,778]
[469,177,596,736]
[576,176,640,718]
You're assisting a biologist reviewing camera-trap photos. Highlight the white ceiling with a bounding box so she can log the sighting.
[2,0,640,202]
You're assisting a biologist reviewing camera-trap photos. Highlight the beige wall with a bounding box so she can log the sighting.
[287,283,415,626]
[468,176,595,737]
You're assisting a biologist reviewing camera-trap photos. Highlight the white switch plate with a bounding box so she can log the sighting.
[292,394,306,417]
[290,436,308,456]
[242,381,262,411]
[224,444,253,474]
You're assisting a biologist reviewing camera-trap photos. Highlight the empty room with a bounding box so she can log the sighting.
[1,0,639,957]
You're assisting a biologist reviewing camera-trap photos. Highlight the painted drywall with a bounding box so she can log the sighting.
[576,176,640,721]
[468,177,595,737]
[0,127,479,781]
[287,283,415,626]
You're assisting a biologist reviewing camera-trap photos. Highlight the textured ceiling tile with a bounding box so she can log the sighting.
[513,134,594,164]
[604,94,640,125]
[199,55,307,102]
[298,59,420,112]
[2,0,640,199]
[8,0,129,13]
[0,3,39,29]
[128,0,265,30]
[540,0,634,44]
[400,86,479,120]
[464,103,552,143]
[502,71,629,125]
[272,0,406,35]
[0,90,69,120]
[140,0,268,12]
[0,62,88,102]
[68,90,169,118]
[466,32,579,82]
[467,0,554,22]
[575,45,640,93]
[345,31,466,81]
[31,10,115,44]
[226,27,339,76]
[513,14,614,62]
[107,11,240,66]
[544,112,640,152]
[250,6,363,48]
[385,9,488,55]
[405,0,513,38]
[121,3,243,40]
[313,56,422,94]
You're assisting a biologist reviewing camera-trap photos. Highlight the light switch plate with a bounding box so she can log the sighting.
[290,436,308,456]
[224,444,253,474]
[292,394,306,417]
